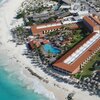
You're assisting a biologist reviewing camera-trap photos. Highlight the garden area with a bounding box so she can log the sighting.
[66,29,83,49]
[74,51,100,79]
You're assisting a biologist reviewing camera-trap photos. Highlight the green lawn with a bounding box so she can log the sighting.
[75,51,100,79]
[67,32,84,49]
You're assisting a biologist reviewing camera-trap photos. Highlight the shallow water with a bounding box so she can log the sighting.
[0,0,49,100]
[0,51,48,100]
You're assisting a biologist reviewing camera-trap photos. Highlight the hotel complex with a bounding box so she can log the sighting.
[53,15,100,74]
[31,22,62,36]
[53,32,100,74]
[30,15,100,74]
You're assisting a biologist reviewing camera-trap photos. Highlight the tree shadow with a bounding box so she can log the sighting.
[89,68,94,71]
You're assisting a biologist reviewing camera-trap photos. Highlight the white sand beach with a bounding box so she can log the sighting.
[0,0,100,100]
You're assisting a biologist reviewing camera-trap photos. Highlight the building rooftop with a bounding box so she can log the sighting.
[91,15,100,25]
[64,33,100,64]
[83,15,100,27]
[53,32,100,73]
[62,0,71,4]
[62,16,82,24]
[31,22,62,35]
[29,39,49,49]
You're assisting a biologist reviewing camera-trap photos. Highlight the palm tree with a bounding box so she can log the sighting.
[33,44,37,52]
[48,50,51,57]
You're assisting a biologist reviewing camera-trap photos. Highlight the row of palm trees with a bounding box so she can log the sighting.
[11,25,30,44]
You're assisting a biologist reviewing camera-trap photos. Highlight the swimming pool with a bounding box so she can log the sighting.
[43,44,61,54]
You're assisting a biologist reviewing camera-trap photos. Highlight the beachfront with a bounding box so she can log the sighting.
[0,0,100,100]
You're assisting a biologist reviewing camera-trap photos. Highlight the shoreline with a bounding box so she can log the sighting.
[0,0,100,100]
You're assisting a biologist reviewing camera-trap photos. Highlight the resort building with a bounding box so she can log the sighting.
[28,36,49,49]
[29,39,49,49]
[53,32,100,74]
[76,11,89,17]
[61,16,82,25]
[83,15,100,33]
[31,22,62,36]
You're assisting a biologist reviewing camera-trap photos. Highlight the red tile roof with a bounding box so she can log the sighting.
[53,32,100,73]
[31,22,62,35]
[83,16,96,27]
[83,15,100,31]
[29,40,41,49]
[29,39,49,49]
[91,15,100,25]
[68,23,80,30]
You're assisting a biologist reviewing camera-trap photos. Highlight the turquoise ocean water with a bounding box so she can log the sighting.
[0,65,47,100]
[0,0,49,100]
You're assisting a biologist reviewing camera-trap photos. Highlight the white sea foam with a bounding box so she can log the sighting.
[1,56,55,100]
[0,0,56,100]
[5,65,55,100]
[1,1,100,100]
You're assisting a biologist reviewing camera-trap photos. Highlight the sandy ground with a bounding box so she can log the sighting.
[0,0,100,100]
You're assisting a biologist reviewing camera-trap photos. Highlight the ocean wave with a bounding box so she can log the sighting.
[0,50,56,100]
[4,66,56,100]
[0,0,7,6]
[19,72,56,100]
[0,0,56,99]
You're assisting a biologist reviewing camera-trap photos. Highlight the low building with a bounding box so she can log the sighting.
[29,40,40,48]
[83,15,100,33]
[77,11,89,17]
[29,39,49,50]
[61,16,82,24]
[62,0,71,4]
[60,4,71,9]
[53,32,100,74]
[31,22,62,36]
